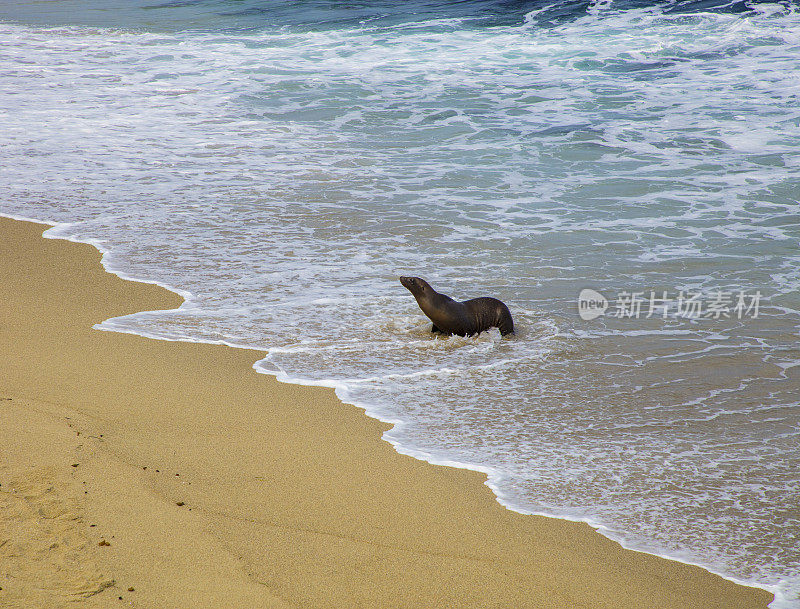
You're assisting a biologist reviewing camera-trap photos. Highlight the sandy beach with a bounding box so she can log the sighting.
[0,216,773,608]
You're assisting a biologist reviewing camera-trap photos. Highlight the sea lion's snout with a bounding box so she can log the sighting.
[400,276,428,293]
[399,276,416,290]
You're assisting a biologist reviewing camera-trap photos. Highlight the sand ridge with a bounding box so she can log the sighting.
[0,399,114,608]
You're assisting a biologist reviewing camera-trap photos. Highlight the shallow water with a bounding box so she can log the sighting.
[1,0,798,604]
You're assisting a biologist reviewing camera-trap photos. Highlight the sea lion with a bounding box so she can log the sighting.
[400,276,514,337]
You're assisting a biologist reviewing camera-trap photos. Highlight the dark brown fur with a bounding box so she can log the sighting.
[400,276,514,337]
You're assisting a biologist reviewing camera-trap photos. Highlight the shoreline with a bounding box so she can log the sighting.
[0,215,775,608]
[15,212,785,606]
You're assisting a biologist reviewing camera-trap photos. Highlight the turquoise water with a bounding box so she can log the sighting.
[1,1,798,604]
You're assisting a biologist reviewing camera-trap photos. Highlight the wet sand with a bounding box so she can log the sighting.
[0,216,773,608]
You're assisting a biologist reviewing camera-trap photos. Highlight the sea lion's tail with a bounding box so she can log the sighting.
[498,304,514,337]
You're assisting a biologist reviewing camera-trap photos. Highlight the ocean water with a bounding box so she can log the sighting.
[1,0,798,605]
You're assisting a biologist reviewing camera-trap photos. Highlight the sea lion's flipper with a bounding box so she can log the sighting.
[431,324,443,334]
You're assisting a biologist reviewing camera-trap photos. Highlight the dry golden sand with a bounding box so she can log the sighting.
[0,217,773,609]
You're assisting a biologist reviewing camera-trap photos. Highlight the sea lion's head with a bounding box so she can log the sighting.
[399,276,432,299]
